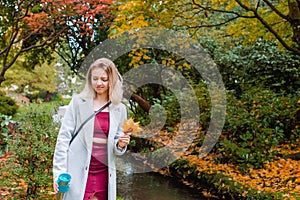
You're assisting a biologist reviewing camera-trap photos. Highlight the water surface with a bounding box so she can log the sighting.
[117,172,207,200]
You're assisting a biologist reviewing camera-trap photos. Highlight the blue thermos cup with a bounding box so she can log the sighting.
[57,173,71,193]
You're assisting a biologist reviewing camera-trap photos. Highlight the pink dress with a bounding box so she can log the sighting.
[83,112,109,200]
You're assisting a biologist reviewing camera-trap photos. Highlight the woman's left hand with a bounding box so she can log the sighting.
[118,128,132,148]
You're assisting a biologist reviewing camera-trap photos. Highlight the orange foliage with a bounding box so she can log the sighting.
[186,149,300,195]
[153,128,299,196]
[23,0,114,35]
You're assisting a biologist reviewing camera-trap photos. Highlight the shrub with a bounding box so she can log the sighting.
[3,104,59,198]
[218,88,299,171]
[0,91,18,116]
[200,38,300,94]
[129,88,181,131]
[193,81,211,130]
[0,114,15,156]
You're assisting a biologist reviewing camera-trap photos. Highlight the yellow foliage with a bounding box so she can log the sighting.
[108,1,156,38]
[224,0,292,48]
[143,55,150,60]
[122,117,143,135]
[186,154,300,195]
[109,0,293,53]
[109,0,294,73]
[183,63,190,68]
[224,1,238,11]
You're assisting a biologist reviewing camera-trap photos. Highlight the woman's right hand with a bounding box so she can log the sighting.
[53,179,58,194]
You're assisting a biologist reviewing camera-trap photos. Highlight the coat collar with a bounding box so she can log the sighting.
[78,96,118,112]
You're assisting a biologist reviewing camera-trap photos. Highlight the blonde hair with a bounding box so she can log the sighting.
[80,58,123,104]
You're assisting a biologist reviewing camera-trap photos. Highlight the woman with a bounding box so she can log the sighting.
[53,58,131,200]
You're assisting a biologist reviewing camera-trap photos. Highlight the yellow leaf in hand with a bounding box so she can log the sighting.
[122,117,143,135]
[132,123,143,135]
[122,117,134,132]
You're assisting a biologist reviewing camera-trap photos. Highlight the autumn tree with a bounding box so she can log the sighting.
[0,0,114,86]
[109,0,299,92]
[109,0,300,54]
[170,0,300,55]
[108,1,194,113]
[3,59,57,101]
[54,0,115,74]
[0,0,61,85]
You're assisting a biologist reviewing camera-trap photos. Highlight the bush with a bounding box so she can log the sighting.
[200,38,300,94]
[132,81,211,131]
[129,87,182,131]
[2,103,59,198]
[193,81,211,130]
[0,91,18,116]
[0,114,15,156]
[218,88,299,172]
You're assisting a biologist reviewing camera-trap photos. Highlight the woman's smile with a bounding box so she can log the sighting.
[92,69,109,96]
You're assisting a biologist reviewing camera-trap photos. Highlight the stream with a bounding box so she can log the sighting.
[117,172,205,200]
[116,156,214,200]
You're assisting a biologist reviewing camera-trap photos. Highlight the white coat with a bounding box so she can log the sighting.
[53,95,127,200]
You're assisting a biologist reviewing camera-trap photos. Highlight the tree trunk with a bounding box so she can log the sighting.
[285,152,300,160]
[289,0,300,46]
[44,91,51,102]
[124,91,151,113]
[0,75,4,86]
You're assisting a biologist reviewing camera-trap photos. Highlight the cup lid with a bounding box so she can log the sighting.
[58,173,71,182]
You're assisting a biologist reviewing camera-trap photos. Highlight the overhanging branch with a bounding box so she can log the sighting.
[235,0,300,54]
[262,0,289,21]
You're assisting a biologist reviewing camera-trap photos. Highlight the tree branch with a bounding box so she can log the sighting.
[262,0,289,21]
[235,0,300,54]
[3,28,63,72]
[54,48,72,70]
[176,0,255,30]
[187,16,241,28]
[20,33,56,53]
[191,0,252,18]
[256,0,261,12]
[189,0,300,54]
[0,0,33,55]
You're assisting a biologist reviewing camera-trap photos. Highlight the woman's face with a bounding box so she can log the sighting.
[91,68,109,97]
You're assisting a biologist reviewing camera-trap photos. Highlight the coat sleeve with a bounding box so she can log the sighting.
[53,98,76,180]
[113,103,128,156]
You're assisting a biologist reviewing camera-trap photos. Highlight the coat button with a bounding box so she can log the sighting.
[85,166,88,170]
[110,173,111,177]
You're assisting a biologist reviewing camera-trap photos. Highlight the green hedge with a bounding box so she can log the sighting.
[218,88,299,171]
[0,91,18,116]
[1,103,59,198]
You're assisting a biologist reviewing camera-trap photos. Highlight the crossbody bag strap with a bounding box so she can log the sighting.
[69,101,111,145]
